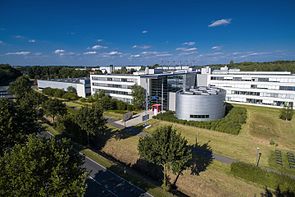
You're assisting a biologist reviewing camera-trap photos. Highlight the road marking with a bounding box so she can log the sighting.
[85,156,153,197]
[89,176,118,197]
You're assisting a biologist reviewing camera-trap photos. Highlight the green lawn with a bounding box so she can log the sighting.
[145,104,295,169]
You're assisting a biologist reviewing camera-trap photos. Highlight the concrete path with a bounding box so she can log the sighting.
[114,111,154,128]
[106,117,125,130]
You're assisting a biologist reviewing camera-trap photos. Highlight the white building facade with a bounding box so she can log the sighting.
[37,78,91,98]
[90,74,143,103]
[91,69,197,108]
[198,66,295,108]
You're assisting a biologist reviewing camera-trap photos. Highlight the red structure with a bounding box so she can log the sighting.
[151,104,161,114]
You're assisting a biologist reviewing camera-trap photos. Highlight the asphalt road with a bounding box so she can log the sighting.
[40,130,152,197]
[84,156,152,197]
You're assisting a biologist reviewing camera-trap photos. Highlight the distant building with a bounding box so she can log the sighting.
[198,66,295,108]
[0,86,13,99]
[37,78,91,98]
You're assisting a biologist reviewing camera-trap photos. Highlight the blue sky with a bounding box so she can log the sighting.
[0,0,295,66]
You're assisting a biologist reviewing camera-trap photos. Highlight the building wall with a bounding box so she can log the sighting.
[0,86,13,99]
[37,80,89,98]
[207,73,295,107]
[176,91,226,121]
[90,74,141,103]
[168,92,176,111]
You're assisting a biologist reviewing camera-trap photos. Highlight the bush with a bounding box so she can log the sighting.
[63,92,78,101]
[53,89,65,98]
[231,162,295,192]
[153,106,247,135]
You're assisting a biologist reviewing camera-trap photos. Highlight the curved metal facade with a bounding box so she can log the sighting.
[176,89,226,121]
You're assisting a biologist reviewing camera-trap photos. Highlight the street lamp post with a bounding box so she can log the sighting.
[256,147,261,166]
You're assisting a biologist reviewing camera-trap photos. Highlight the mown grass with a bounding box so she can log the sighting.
[231,161,295,192]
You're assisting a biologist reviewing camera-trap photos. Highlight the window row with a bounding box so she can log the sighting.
[92,83,132,89]
[92,77,137,83]
[93,88,131,95]
[190,114,209,119]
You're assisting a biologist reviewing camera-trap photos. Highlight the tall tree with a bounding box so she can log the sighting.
[131,84,145,110]
[8,76,31,98]
[0,135,88,196]
[280,103,293,121]
[138,125,192,190]
[0,64,22,86]
[42,99,67,122]
[0,98,39,154]
[75,105,106,146]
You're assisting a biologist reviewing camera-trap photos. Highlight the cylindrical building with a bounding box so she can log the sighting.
[175,87,226,121]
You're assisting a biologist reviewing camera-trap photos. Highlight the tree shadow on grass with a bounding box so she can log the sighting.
[113,125,145,140]
[171,141,213,192]
[261,186,295,197]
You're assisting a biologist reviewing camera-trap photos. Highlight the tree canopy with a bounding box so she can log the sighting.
[131,84,145,110]
[42,99,67,122]
[0,64,22,86]
[17,66,89,80]
[138,125,191,190]
[0,98,40,154]
[75,105,106,145]
[0,135,88,196]
[8,75,32,98]
[205,60,295,73]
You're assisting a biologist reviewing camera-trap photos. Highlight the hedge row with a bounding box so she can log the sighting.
[42,87,78,100]
[153,106,247,135]
[231,162,295,192]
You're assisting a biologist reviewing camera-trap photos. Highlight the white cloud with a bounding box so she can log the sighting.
[155,53,172,57]
[28,39,36,43]
[97,39,103,42]
[208,19,232,27]
[132,45,151,49]
[15,35,24,39]
[130,54,141,58]
[0,40,3,44]
[54,49,65,56]
[6,51,31,55]
[212,46,222,50]
[239,52,270,58]
[92,44,107,50]
[179,51,198,56]
[176,47,197,52]
[142,30,148,34]
[132,51,172,58]
[183,41,195,46]
[103,51,123,57]
[83,51,97,55]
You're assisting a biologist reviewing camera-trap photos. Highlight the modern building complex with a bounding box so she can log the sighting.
[37,78,91,98]
[198,66,295,108]
[175,87,226,121]
[90,68,197,109]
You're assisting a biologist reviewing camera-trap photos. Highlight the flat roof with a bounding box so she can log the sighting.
[39,77,89,84]
[180,86,225,95]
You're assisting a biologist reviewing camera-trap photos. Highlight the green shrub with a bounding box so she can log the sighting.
[63,92,78,100]
[231,162,295,192]
[153,106,247,135]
